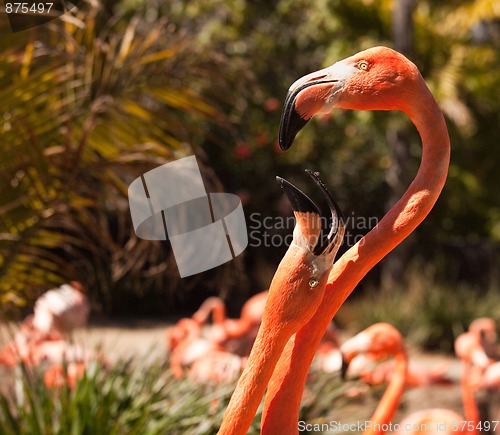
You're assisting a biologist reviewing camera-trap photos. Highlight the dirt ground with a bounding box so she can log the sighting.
[0,319,170,364]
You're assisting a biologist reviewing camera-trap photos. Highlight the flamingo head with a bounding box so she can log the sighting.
[454,331,491,369]
[469,317,497,345]
[264,171,345,333]
[69,281,85,293]
[340,322,405,378]
[279,46,422,150]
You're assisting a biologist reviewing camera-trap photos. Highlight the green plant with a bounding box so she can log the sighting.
[0,360,241,435]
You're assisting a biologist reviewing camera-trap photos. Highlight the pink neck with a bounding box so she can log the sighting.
[262,84,450,434]
[217,320,290,435]
[461,362,479,435]
[365,352,408,435]
[218,247,330,435]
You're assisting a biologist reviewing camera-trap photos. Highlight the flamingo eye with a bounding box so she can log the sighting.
[309,278,319,288]
[357,61,370,71]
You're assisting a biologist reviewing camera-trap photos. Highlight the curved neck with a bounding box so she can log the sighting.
[365,352,408,435]
[461,362,479,435]
[262,85,450,434]
[218,247,329,435]
[217,317,293,435]
[224,318,252,338]
[193,298,226,325]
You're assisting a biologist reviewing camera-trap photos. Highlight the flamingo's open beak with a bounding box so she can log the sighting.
[278,61,359,151]
[276,170,344,257]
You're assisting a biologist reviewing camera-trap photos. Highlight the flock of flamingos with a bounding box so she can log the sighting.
[1,46,498,433]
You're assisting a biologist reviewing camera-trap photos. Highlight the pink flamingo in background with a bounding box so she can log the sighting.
[0,282,93,390]
[1,281,90,365]
[31,281,90,335]
[218,46,450,434]
[165,289,268,380]
[166,317,225,379]
[168,290,340,382]
[468,317,499,360]
[351,358,452,388]
[187,351,247,384]
[192,291,268,356]
[341,323,476,435]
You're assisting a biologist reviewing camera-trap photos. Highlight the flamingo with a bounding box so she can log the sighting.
[168,291,339,382]
[0,282,96,391]
[350,358,452,388]
[191,291,268,356]
[166,317,225,378]
[468,317,499,360]
[218,46,450,434]
[166,294,263,382]
[0,281,90,366]
[31,281,90,335]
[218,170,345,433]
[314,321,343,373]
[187,351,247,384]
[341,323,474,435]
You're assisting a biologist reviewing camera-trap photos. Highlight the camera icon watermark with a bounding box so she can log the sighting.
[128,156,248,278]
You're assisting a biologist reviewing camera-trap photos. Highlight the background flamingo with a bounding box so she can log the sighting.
[32,281,90,336]
[191,290,268,356]
[341,323,478,435]
[165,291,267,381]
[0,282,95,390]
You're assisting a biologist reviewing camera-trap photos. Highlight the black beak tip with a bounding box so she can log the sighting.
[276,176,320,215]
[341,354,349,380]
[279,96,309,152]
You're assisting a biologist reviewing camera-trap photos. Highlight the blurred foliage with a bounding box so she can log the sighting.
[0,0,246,314]
[0,361,233,434]
[0,0,499,314]
[0,356,354,434]
[349,262,500,352]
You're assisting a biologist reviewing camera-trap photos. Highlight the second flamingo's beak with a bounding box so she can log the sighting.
[276,170,344,259]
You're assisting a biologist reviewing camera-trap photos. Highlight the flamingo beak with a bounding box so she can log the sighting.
[278,61,359,151]
[276,170,344,257]
[279,77,334,151]
[341,353,350,380]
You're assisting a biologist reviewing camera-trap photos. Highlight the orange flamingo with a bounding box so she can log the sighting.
[192,291,268,356]
[218,46,450,434]
[352,358,452,388]
[187,351,247,384]
[218,170,345,433]
[166,291,267,379]
[468,317,499,360]
[341,323,475,435]
[166,317,225,378]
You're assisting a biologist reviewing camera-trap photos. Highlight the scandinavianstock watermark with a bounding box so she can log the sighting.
[128,156,378,278]
[247,212,379,249]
